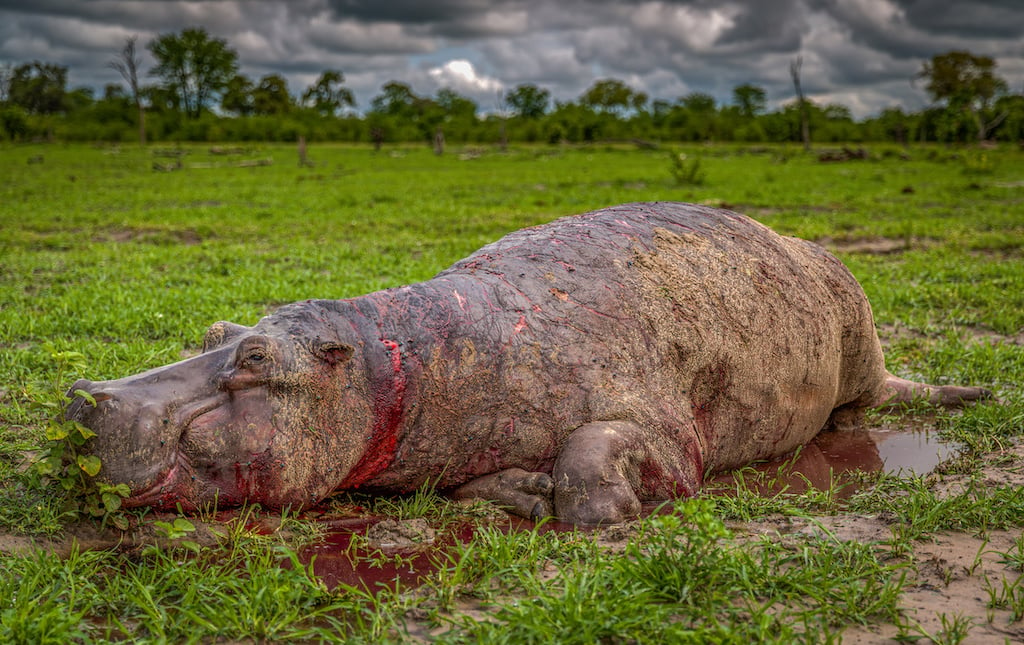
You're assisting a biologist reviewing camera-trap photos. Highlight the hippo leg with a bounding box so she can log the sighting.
[552,420,697,525]
[452,468,555,519]
[874,374,992,408]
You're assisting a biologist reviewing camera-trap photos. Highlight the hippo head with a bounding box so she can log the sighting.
[65,302,376,511]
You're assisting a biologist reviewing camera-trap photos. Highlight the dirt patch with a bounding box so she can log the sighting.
[0,510,240,557]
[931,442,1024,498]
[365,518,436,550]
[818,236,925,255]
[94,226,205,246]
[838,524,1024,644]
[877,323,1024,348]
[957,327,1024,347]
[818,147,869,162]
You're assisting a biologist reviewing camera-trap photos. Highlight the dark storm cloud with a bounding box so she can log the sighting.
[713,0,807,53]
[809,0,1024,59]
[896,0,1024,39]
[326,0,530,37]
[1,0,1022,117]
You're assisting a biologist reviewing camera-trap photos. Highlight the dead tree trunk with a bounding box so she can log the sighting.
[790,56,811,151]
[110,36,146,146]
[433,127,445,156]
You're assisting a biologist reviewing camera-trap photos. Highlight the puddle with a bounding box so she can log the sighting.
[709,426,961,497]
[300,517,437,591]
[297,512,593,591]
[296,427,959,590]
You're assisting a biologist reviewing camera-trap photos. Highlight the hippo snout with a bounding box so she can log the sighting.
[64,376,187,496]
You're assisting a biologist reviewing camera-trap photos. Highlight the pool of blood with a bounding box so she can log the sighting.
[297,427,959,590]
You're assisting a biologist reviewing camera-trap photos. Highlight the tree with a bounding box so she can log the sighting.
[252,74,292,115]
[301,70,354,116]
[732,83,767,118]
[64,87,94,113]
[436,88,477,120]
[876,107,913,144]
[505,83,550,119]
[221,74,254,116]
[917,50,1009,141]
[581,78,644,115]
[681,92,715,113]
[8,61,68,113]
[148,27,238,119]
[992,94,1024,141]
[370,81,417,117]
[109,36,146,144]
[790,56,811,150]
[678,92,718,140]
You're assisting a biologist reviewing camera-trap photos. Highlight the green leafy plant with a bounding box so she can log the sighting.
[27,342,131,529]
[150,517,200,554]
[962,151,993,176]
[668,151,707,185]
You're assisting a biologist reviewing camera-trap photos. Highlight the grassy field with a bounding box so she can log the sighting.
[1,141,1023,642]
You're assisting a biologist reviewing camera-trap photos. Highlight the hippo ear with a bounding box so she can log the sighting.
[315,342,355,366]
[203,321,250,352]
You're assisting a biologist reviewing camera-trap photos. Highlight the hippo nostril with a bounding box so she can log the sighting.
[67,378,94,399]
[67,379,113,405]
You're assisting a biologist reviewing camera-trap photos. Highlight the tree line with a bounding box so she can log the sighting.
[1,27,1021,147]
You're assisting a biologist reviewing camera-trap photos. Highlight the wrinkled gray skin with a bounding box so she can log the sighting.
[67,202,989,524]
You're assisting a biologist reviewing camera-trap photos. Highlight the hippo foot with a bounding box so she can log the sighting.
[452,468,555,520]
[552,421,645,525]
[874,374,993,408]
[454,420,699,526]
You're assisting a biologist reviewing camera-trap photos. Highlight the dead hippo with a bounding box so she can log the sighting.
[66,202,989,524]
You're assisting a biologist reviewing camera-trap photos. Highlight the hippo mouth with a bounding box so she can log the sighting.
[176,394,230,432]
[121,454,190,508]
[119,396,230,509]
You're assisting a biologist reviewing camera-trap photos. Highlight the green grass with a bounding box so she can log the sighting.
[1,141,1023,642]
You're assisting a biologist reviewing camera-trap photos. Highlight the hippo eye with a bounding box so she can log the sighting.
[242,347,268,367]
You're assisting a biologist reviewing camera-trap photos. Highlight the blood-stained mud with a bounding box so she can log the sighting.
[296,511,592,591]
[708,424,960,498]
[294,425,961,591]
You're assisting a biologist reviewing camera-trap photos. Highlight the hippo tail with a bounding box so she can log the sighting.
[873,373,992,409]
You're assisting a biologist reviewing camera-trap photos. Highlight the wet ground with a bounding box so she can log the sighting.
[3,426,1019,642]
[707,424,960,496]
[298,425,962,591]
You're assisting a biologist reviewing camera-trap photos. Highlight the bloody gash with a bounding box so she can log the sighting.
[66,202,988,524]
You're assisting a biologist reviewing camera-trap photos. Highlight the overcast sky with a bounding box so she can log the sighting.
[1,0,1022,119]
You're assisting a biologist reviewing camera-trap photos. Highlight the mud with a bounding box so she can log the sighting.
[708,423,961,497]
[2,432,1021,643]
[819,236,920,255]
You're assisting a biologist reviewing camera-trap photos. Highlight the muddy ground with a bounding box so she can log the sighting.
[1,438,1021,643]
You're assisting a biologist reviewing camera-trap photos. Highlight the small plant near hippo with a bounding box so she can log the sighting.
[149,517,201,554]
[668,151,707,185]
[996,533,1024,572]
[895,612,974,645]
[981,573,1024,622]
[25,342,130,530]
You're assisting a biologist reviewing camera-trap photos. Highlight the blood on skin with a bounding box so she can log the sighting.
[339,339,408,488]
[512,315,528,334]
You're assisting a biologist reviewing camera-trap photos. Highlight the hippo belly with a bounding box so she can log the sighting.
[67,202,989,524]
